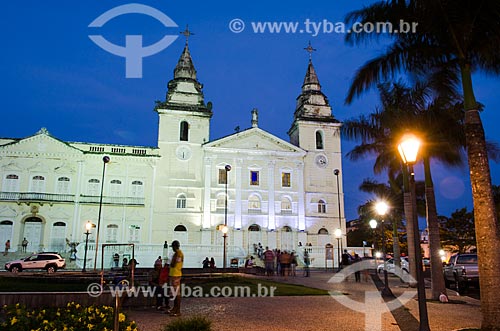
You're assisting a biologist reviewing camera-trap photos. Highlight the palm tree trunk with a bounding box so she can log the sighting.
[423,156,446,300]
[402,165,417,286]
[462,64,500,330]
[392,221,401,278]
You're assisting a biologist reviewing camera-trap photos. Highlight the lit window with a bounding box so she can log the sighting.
[318,199,326,213]
[218,169,227,184]
[282,172,291,187]
[177,194,187,208]
[250,171,259,185]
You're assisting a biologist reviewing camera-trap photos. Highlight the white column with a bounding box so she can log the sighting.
[267,160,275,230]
[234,159,243,229]
[148,162,157,243]
[71,160,84,242]
[296,162,306,231]
[202,157,212,229]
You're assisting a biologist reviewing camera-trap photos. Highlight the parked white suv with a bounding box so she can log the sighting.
[4,252,66,273]
[377,257,409,274]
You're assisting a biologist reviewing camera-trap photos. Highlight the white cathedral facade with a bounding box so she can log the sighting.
[0,43,345,268]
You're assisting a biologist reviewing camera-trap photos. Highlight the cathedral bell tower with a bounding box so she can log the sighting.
[288,43,344,241]
[152,27,212,244]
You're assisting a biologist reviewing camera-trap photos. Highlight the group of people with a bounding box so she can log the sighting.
[3,238,29,256]
[148,240,184,317]
[340,249,364,282]
[201,257,216,269]
[263,247,299,278]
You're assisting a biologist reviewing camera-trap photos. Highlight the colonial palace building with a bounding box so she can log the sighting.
[0,42,345,268]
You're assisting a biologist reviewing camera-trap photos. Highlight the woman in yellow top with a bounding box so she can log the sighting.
[168,240,183,316]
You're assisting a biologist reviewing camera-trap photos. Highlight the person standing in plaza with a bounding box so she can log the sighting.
[303,250,310,277]
[168,240,183,317]
[21,238,28,253]
[4,240,10,256]
[263,247,275,277]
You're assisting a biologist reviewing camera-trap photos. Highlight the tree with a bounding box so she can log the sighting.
[439,208,476,253]
[343,81,464,298]
[344,1,500,327]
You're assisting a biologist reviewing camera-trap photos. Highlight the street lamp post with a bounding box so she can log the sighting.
[398,133,430,331]
[94,155,110,271]
[334,169,342,230]
[223,164,231,270]
[369,219,378,267]
[375,201,390,296]
[334,228,342,271]
[82,221,92,272]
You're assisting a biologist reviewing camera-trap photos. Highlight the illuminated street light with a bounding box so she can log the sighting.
[82,221,92,272]
[398,133,430,331]
[334,228,342,270]
[375,201,390,296]
[223,164,231,270]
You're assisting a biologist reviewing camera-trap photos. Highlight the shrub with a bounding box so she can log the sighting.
[0,302,138,331]
[164,315,212,331]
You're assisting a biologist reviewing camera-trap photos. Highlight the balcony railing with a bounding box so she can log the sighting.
[0,192,144,206]
[79,195,145,205]
[0,192,75,202]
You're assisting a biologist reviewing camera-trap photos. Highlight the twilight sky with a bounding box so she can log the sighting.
[2,1,499,224]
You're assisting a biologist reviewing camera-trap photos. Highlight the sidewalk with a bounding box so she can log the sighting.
[126,270,481,331]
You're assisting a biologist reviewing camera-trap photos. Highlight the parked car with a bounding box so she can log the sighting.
[422,258,431,267]
[443,253,478,293]
[377,257,409,274]
[4,252,66,273]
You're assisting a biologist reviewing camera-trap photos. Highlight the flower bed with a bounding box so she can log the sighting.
[0,302,138,331]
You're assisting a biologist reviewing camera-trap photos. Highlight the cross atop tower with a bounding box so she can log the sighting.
[304,41,316,60]
[180,25,194,45]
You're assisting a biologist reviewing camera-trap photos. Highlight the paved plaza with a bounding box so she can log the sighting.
[126,270,482,331]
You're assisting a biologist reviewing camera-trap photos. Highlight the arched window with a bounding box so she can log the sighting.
[176,194,187,209]
[51,222,66,251]
[87,179,100,196]
[109,179,122,197]
[248,224,261,231]
[318,228,329,235]
[316,131,324,150]
[106,224,119,243]
[180,121,189,141]
[3,174,19,192]
[281,197,292,213]
[131,180,144,197]
[173,225,188,245]
[31,175,46,193]
[318,199,326,213]
[248,195,261,211]
[56,177,71,194]
[216,194,227,210]
[174,225,187,232]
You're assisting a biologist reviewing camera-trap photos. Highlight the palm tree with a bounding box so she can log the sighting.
[343,81,465,298]
[344,1,500,327]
